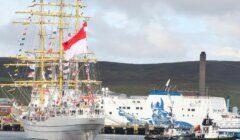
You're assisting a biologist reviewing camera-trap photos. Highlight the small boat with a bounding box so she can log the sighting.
[193,114,235,140]
[145,126,195,140]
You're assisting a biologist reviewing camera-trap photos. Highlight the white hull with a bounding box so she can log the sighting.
[102,90,240,130]
[23,116,104,140]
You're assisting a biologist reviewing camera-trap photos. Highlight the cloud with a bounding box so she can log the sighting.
[160,0,240,15]
[210,47,240,60]
[103,11,129,29]
[0,0,240,63]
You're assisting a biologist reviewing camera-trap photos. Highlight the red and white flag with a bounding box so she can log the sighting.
[62,22,88,60]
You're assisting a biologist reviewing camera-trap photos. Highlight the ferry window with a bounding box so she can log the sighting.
[109,112,112,115]
[133,101,135,103]
[140,107,143,110]
[136,107,139,110]
[123,107,126,109]
[182,108,184,110]
[101,106,103,109]
[191,109,195,111]
[137,101,140,103]
[188,109,190,111]
[119,107,121,109]
[127,107,130,109]
[183,115,185,117]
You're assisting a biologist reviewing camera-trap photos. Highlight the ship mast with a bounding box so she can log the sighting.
[75,0,80,31]
[74,0,80,94]
[39,0,45,104]
[59,0,64,92]
[0,0,102,104]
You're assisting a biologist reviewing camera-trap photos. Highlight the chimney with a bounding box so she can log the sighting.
[199,51,206,96]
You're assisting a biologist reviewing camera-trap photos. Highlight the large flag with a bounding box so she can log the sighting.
[62,22,88,60]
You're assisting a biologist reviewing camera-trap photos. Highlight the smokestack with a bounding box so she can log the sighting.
[199,51,206,96]
[226,98,230,112]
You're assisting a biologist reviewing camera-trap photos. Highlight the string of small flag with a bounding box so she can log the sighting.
[19,27,28,46]
[85,63,94,102]
[47,30,73,54]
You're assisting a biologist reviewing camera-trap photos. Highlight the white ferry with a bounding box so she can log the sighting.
[101,88,240,137]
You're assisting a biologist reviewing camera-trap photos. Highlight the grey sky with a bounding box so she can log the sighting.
[0,0,240,63]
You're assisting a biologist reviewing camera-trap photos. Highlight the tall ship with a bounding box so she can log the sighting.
[0,0,104,140]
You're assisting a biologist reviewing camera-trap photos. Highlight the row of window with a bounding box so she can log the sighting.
[109,112,140,116]
[183,114,194,117]
[119,106,143,110]
[182,108,195,111]
[213,109,223,112]
[132,101,141,103]
[0,107,10,112]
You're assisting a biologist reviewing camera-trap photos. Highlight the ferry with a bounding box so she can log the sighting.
[101,88,240,138]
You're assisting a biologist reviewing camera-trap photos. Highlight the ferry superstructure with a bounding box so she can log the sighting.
[102,89,240,135]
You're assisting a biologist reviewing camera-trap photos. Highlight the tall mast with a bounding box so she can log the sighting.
[75,0,80,31]
[59,0,64,92]
[0,0,101,97]
[75,0,80,94]
[39,0,45,104]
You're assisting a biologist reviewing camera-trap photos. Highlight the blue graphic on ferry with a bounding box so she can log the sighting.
[118,97,193,129]
[151,98,171,125]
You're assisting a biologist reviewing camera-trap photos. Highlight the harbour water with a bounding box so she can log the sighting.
[0,132,145,140]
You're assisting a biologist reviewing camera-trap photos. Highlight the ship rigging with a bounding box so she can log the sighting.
[0,0,105,140]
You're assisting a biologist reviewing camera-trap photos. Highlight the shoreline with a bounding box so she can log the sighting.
[0,132,145,140]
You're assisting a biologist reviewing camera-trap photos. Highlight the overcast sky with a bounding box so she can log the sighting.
[0,0,240,63]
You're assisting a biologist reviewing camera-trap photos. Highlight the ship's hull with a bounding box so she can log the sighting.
[23,116,104,140]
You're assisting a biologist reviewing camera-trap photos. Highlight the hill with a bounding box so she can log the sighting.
[96,61,240,108]
[0,57,239,108]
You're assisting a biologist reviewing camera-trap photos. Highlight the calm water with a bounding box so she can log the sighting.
[0,132,145,140]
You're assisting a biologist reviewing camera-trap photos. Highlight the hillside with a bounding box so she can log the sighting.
[0,57,239,107]
[97,61,240,108]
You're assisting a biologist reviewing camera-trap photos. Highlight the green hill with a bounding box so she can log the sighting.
[97,61,240,108]
[0,57,239,108]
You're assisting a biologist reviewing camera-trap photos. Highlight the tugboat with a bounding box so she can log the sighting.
[194,114,235,140]
[145,124,194,140]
